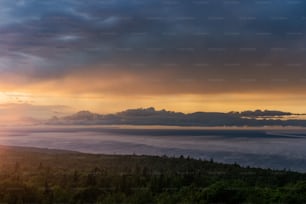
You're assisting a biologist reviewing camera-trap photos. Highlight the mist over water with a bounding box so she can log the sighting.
[0,126,306,172]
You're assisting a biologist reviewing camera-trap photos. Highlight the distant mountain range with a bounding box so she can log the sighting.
[46,107,306,127]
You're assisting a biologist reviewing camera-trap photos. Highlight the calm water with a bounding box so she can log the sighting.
[0,126,306,172]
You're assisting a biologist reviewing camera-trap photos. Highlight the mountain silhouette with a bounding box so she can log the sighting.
[47,107,306,127]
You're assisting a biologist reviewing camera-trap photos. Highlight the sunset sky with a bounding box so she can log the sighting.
[1,0,306,119]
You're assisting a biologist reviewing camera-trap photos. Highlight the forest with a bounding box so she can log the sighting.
[0,146,305,204]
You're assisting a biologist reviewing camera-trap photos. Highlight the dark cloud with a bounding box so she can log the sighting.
[0,0,306,93]
[47,107,306,127]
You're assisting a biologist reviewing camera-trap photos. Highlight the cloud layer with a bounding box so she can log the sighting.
[0,0,306,95]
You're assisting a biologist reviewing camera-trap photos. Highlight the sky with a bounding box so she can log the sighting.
[1,0,306,119]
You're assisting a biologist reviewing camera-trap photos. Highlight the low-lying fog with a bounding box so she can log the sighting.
[0,126,306,172]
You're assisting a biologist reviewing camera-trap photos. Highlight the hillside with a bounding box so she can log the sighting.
[0,145,305,203]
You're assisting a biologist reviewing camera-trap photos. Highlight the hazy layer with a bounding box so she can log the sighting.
[0,126,306,171]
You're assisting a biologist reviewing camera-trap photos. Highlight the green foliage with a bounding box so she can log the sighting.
[0,147,305,203]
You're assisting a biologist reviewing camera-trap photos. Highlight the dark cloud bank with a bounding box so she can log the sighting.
[1,0,306,93]
[47,107,306,127]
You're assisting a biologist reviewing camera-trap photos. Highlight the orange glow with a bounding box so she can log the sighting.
[0,65,306,117]
[1,91,306,116]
